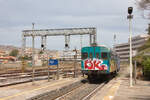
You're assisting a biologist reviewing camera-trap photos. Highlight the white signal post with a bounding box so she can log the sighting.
[127,7,133,87]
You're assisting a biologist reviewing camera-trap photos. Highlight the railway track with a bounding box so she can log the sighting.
[0,67,80,75]
[0,67,81,87]
[54,80,108,100]
[0,69,81,79]
[0,68,47,75]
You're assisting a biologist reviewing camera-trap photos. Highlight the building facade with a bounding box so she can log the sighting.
[115,34,149,62]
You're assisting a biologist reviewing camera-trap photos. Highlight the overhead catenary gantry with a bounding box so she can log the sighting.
[22,27,97,84]
[22,27,97,52]
[22,27,97,59]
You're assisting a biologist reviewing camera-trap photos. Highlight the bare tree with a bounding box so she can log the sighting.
[135,0,150,19]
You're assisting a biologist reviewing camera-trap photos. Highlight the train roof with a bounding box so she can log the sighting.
[82,45,110,52]
[82,46,119,57]
[82,45,109,49]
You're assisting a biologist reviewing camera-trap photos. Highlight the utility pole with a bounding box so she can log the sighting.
[127,7,133,87]
[89,34,92,46]
[80,35,82,50]
[22,35,26,73]
[113,34,116,51]
[32,23,35,85]
[73,48,77,78]
[56,59,59,80]
[41,36,44,66]
[44,36,50,82]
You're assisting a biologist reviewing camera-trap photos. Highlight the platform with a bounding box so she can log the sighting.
[114,78,150,100]
[0,77,82,100]
[90,65,150,100]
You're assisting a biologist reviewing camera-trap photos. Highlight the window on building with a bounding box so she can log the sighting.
[81,52,88,60]
[101,52,108,59]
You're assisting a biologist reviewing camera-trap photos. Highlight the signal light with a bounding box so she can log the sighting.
[128,7,133,15]
[65,43,69,47]
[41,44,45,50]
[41,44,44,48]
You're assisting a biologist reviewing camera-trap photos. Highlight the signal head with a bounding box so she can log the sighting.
[128,7,133,15]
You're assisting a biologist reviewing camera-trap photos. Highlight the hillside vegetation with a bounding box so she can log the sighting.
[134,36,150,78]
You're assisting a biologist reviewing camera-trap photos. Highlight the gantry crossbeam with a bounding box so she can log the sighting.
[22,27,96,37]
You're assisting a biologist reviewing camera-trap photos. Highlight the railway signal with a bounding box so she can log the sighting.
[41,44,45,50]
[73,48,77,78]
[128,7,133,15]
[127,7,133,87]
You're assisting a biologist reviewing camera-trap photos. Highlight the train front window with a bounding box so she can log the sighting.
[82,52,88,60]
[101,52,108,59]
[96,53,99,59]
[89,53,93,59]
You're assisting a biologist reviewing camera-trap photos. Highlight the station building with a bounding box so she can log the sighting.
[114,34,150,62]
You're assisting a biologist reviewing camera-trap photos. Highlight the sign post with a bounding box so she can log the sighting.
[49,59,59,80]
[48,60,50,82]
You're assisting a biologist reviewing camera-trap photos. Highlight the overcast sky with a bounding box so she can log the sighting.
[0,0,149,50]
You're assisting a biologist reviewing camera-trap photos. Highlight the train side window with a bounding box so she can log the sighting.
[89,53,93,59]
[96,53,99,59]
[81,52,88,60]
[101,52,108,59]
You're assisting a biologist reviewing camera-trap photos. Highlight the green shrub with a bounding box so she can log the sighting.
[142,57,150,77]
[18,55,32,60]
[9,49,19,57]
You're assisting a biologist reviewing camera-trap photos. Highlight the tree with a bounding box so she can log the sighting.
[39,50,43,54]
[136,0,150,19]
[148,24,150,35]
[18,55,32,60]
[142,57,150,77]
[9,49,19,57]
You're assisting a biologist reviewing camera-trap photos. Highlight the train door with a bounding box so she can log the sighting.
[101,52,109,72]
[110,52,116,73]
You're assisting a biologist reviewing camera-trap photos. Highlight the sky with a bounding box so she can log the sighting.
[0,0,149,50]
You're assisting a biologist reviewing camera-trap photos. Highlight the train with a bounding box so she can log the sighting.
[81,45,120,80]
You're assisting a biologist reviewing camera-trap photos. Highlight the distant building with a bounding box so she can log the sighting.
[24,48,33,57]
[58,50,81,61]
[0,50,6,57]
[0,56,16,63]
[114,34,149,62]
